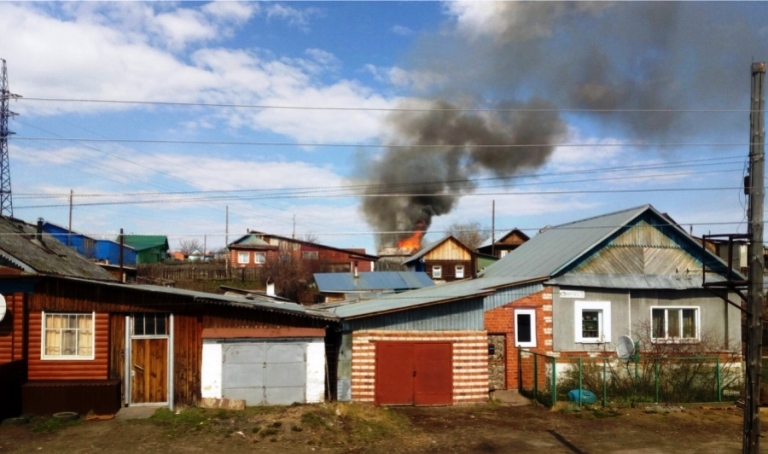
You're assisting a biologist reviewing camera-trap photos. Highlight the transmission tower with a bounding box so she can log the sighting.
[0,59,18,217]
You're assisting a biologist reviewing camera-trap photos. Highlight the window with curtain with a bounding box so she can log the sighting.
[651,307,699,341]
[42,313,94,359]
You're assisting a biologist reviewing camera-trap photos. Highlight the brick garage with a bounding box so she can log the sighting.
[350,330,488,405]
[484,288,553,390]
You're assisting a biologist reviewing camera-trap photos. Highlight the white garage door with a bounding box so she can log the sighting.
[222,341,307,405]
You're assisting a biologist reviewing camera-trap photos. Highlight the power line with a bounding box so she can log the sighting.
[12,186,747,210]
[9,136,758,149]
[15,97,759,113]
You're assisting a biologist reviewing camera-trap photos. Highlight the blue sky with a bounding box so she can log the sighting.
[0,2,766,255]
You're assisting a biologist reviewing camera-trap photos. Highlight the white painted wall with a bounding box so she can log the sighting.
[201,342,222,399]
[305,339,326,403]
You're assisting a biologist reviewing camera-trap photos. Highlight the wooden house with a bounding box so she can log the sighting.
[476,228,529,259]
[42,221,138,267]
[228,231,378,272]
[403,236,475,283]
[0,217,339,417]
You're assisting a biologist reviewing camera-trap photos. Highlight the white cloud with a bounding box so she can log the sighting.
[390,25,413,36]
[0,3,399,144]
[264,4,323,31]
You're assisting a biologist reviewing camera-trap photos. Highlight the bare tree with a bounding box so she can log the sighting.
[178,238,203,257]
[446,221,490,250]
[259,253,331,303]
[298,231,319,243]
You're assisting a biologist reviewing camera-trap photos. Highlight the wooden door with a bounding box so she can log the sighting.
[131,338,168,403]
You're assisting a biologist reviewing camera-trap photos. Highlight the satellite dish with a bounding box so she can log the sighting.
[0,295,6,323]
[616,335,635,361]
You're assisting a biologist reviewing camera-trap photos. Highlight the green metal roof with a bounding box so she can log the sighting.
[121,235,169,251]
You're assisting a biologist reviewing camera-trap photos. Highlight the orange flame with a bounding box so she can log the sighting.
[397,230,424,250]
[397,220,426,250]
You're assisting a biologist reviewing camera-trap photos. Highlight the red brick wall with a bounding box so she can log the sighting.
[484,288,553,390]
[350,330,488,405]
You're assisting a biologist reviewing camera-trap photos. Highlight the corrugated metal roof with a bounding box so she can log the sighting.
[327,277,501,319]
[314,271,434,292]
[122,235,169,251]
[547,274,726,290]
[60,277,338,321]
[0,218,117,281]
[481,205,651,280]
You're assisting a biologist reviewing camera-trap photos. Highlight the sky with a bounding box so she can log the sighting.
[0,1,767,255]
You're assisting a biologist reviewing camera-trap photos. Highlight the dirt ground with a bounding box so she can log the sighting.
[0,402,751,454]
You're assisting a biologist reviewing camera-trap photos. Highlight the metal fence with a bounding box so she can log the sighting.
[518,349,737,407]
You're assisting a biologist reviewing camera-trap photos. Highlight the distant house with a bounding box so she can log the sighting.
[41,221,137,267]
[403,236,475,283]
[122,235,169,264]
[476,228,529,258]
[313,271,434,303]
[228,231,377,272]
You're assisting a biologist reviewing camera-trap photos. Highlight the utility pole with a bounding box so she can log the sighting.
[491,200,496,257]
[68,190,73,246]
[744,61,765,454]
[225,206,229,271]
[0,59,19,217]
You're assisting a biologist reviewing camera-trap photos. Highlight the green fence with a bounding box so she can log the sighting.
[518,349,738,407]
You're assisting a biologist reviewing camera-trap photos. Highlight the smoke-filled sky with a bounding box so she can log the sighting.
[0,2,766,253]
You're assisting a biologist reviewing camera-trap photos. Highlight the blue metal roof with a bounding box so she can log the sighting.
[314,271,433,293]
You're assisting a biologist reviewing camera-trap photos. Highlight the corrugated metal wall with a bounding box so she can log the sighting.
[343,297,485,331]
[484,282,544,311]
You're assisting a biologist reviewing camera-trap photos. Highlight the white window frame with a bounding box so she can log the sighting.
[514,309,537,347]
[455,265,465,279]
[255,252,266,264]
[432,265,442,279]
[237,251,249,264]
[574,301,611,343]
[41,312,96,360]
[650,306,700,342]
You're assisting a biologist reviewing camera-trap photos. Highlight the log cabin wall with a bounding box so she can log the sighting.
[27,278,338,406]
[27,310,109,380]
[0,293,25,364]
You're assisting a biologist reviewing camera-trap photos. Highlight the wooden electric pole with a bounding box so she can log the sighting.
[744,61,765,454]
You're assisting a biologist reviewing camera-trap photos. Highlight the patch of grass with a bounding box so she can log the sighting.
[291,425,303,432]
[30,417,83,434]
[270,421,283,428]
[260,428,280,438]
[251,426,261,434]
[301,412,328,428]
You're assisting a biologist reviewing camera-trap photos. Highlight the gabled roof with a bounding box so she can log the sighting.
[229,235,275,248]
[42,221,97,241]
[122,235,169,252]
[229,231,378,260]
[403,236,472,265]
[0,217,117,281]
[477,228,530,249]
[480,204,734,283]
[314,271,434,293]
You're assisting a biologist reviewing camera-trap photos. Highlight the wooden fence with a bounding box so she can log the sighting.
[0,360,26,419]
[138,264,262,282]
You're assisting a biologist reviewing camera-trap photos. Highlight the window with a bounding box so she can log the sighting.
[237,251,249,264]
[574,301,611,343]
[651,307,699,341]
[302,251,319,260]
[255,252,266,264]
[455,265,465,279]
[42,312,95,360]
[514,309,536,347]
[432,265,442,279]
[133,313,169,336]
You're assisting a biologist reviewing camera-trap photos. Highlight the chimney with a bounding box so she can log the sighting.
[266,277,275,297]
[36,218,44,242]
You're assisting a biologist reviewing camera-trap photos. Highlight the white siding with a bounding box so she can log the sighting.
[201,342,223,399]
[306,340,326,403]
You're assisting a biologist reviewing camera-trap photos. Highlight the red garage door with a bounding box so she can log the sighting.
[375,342,453,406]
